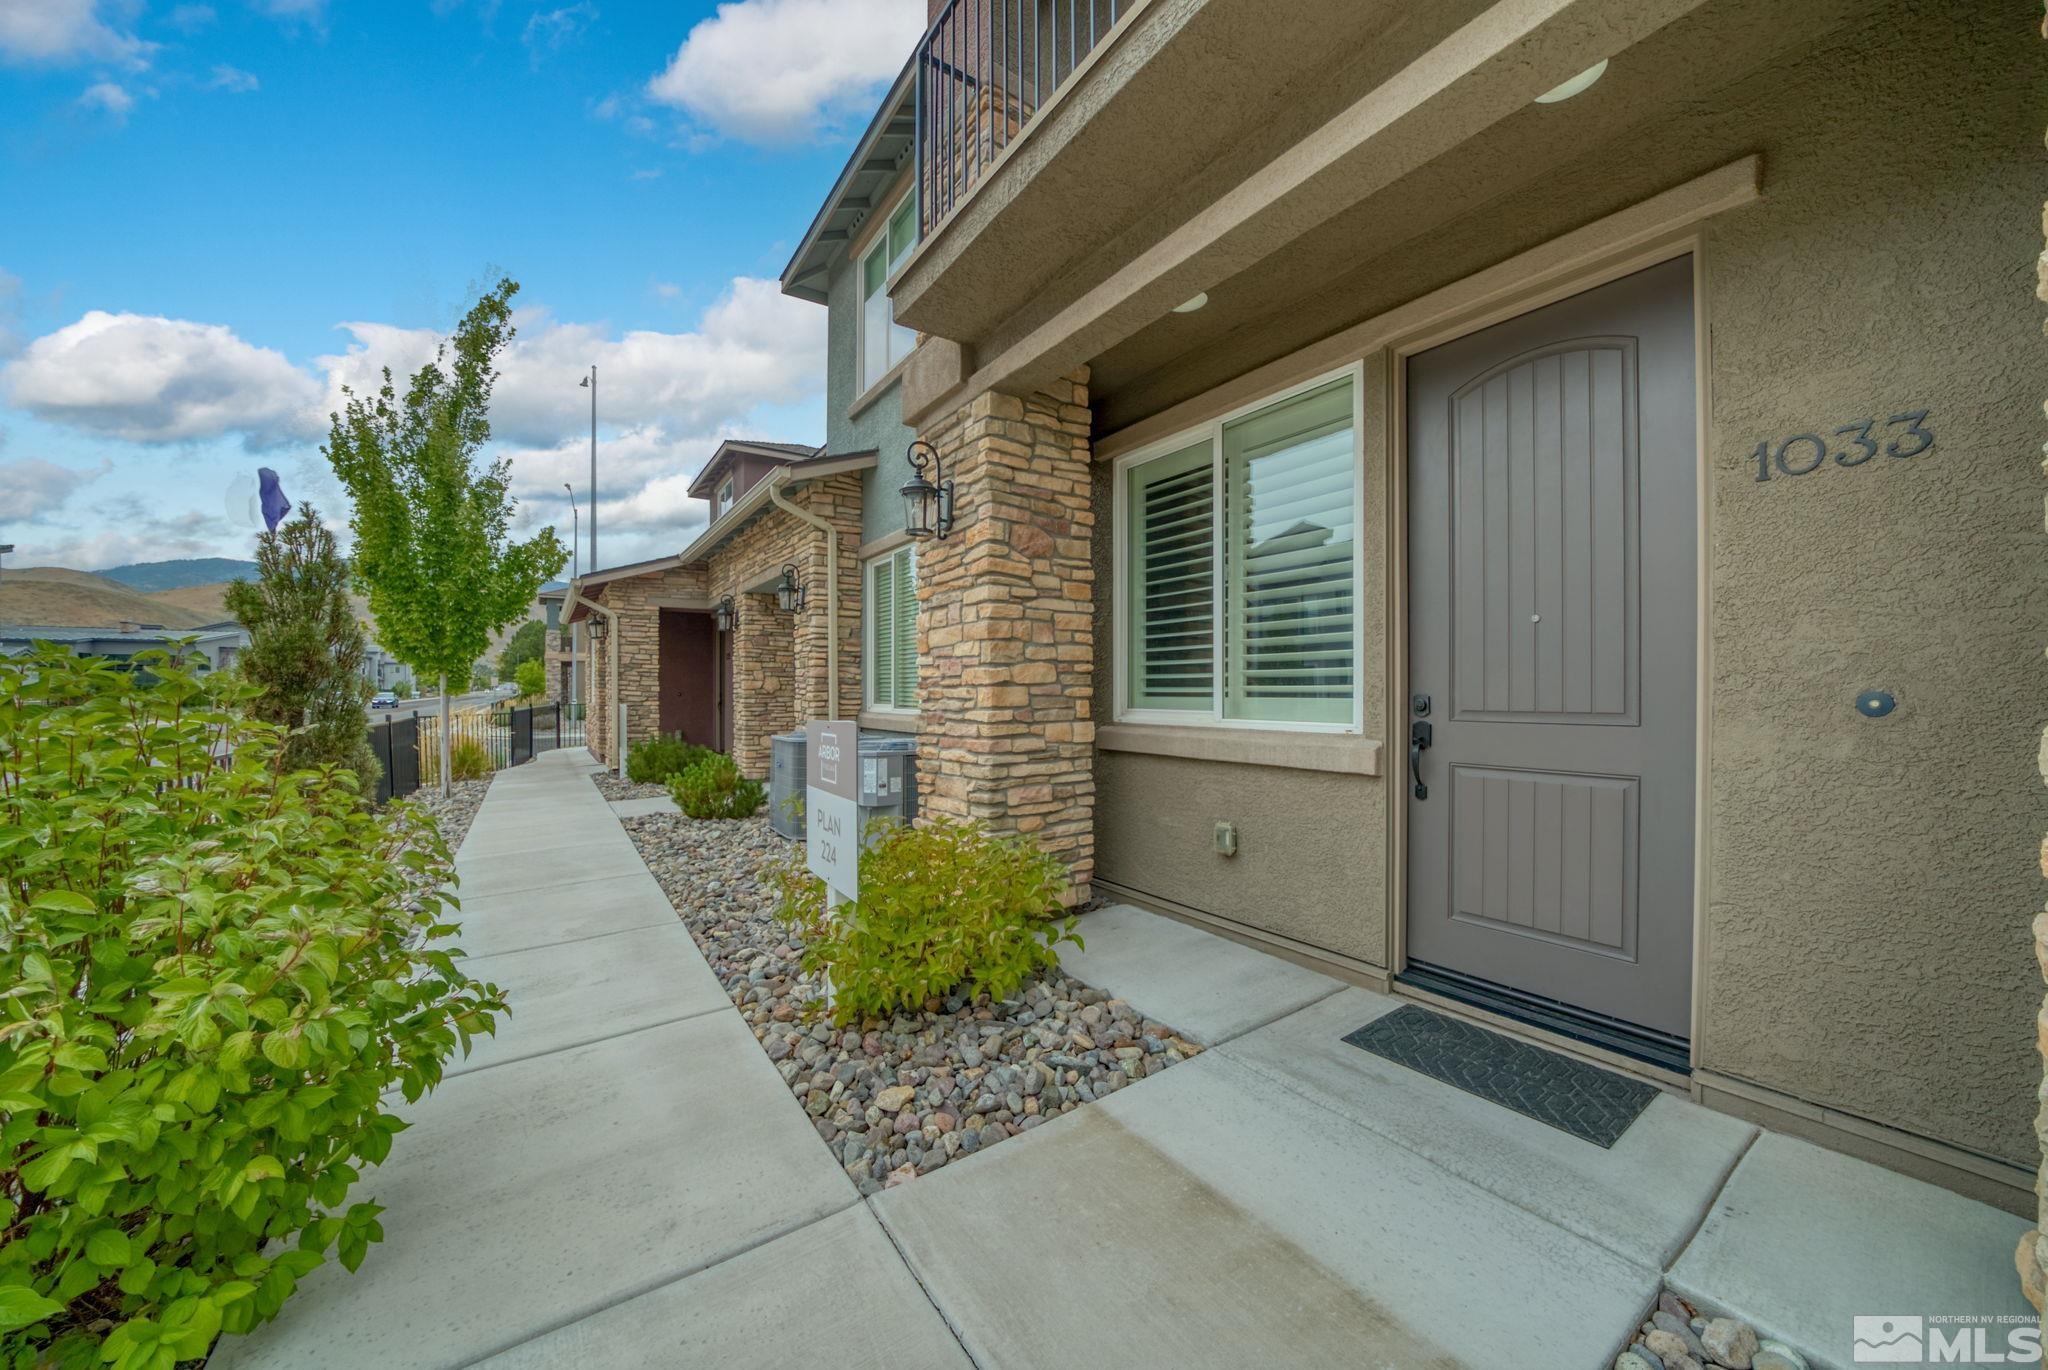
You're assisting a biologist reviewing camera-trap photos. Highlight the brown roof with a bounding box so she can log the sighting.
[684,438,824,500]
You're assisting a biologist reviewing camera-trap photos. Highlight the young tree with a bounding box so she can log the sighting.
[324,278,568,794]
[514,658,545,700]
[223,504,379,783]
[496,617,546,680]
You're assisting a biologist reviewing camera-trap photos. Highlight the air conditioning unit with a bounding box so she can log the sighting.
[766,730,920,841]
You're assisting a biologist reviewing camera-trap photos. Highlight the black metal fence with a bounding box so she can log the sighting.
[370,702,583,803]
[918,0,1122,232]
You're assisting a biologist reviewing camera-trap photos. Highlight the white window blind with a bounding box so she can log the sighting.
[1120,374,1357,728]
[1223,378,1356,724]
[1125,440,1214,711]
[866,547,918,710]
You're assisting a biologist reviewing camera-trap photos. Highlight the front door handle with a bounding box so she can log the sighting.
[1409,720,1433,800]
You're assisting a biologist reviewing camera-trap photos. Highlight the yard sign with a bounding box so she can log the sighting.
[805,720,860,902]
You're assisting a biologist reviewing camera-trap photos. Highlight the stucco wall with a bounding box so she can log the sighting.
[824,247,919,546]
[1088,4,2043,1166]
[1092,353,1390,967]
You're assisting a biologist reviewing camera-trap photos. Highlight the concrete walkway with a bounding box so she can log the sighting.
[213,750,2034,1369]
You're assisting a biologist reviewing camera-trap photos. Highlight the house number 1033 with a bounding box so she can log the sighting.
[1752,410,1934,481]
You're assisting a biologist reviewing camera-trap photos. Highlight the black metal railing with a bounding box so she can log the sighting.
[370,703,583,802]
[917,0,1123,233]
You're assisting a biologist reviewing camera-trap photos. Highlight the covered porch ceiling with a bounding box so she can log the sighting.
[890,0,1863,429]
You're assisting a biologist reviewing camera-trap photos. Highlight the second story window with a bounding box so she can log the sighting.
[718,477,734,512]
[860,194,919,393]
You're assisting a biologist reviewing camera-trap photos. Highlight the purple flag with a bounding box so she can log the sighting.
[258,468,292,532]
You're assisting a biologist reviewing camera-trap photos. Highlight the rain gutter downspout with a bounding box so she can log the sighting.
[767,471,840,720]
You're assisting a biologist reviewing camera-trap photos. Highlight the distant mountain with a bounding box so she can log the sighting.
[99,558,259,592]
[0,568,217,630]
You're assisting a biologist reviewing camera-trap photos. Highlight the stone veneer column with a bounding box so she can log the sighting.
[917,370,1096,901]
[728,592,795,779]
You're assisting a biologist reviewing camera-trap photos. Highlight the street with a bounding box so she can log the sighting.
[371,688,507,722]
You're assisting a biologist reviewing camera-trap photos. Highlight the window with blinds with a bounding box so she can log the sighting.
[1125,440,1214,711]
[1120,373,1358,728]
[865,546,918,711]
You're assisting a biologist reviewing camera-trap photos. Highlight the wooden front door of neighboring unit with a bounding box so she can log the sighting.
[1405,256,1698,1040]
[658,609,718,748]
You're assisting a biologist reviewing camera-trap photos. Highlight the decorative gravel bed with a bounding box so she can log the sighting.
[1617,1292,1806,1370]
[620,809,1203,1194]
[406,776,492,855]
[594,774,666,803]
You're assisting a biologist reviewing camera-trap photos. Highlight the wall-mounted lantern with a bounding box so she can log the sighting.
[900,439,956,541]
[714,595,737,633]
[587,613,608,643]
[774,563,806,614]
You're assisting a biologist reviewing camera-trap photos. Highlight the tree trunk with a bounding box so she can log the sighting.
[438,672,453,799]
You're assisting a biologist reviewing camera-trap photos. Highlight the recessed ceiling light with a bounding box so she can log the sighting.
[1172,292,1209,314]
[1533,58,1608,105]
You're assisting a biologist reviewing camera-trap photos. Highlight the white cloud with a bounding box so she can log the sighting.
[645,0,923,144]
[524,3,595,59]
[33,506,237,573]
[76,80,135,119]
[0,311,322,444]
[314,276,824,449]
[206,63,258,92]
[0,456,109,519]
[0,0,153,69]
[250,0,326,23]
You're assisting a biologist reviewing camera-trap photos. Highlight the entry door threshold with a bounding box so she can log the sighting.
[1396,961,1691,1075]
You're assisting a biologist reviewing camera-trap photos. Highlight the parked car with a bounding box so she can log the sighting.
[371,690,399,709]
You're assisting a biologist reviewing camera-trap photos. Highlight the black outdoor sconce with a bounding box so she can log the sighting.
[774,563,806,614]
[900,439,956,541]
[714,595,736,633]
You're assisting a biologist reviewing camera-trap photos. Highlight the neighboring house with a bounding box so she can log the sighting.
[360,641,414,696]
[0,621,249,673]
[778,0,2028,1216]
[567,440,870,777]
[538,585,575,707]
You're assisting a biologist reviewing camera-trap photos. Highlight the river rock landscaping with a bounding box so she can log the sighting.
[409,775,490,854]
[1617,1292,1806,1370]
[618,805,1203,1194]
[593,773,667,803]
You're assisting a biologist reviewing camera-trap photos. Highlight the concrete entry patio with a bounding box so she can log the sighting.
[209,749,2032,1369]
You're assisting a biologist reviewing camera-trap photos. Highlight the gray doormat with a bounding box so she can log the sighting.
[1341,1004,1658,1148]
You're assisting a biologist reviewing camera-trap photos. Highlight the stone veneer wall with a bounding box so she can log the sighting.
[915,371,1096,901]
[702,473,864,777]
[585,563,709,767]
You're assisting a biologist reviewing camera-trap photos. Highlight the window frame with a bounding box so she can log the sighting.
[855,188,920,396]
[862,544,919,715]
[1111,361,1367,735]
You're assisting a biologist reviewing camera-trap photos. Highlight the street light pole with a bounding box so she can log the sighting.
[563,484,580,720]
[579,365,597,571]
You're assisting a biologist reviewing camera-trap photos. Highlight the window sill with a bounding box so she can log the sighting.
[848,351,913,422]
[1097,723,1380,776]
[858,709,918,734]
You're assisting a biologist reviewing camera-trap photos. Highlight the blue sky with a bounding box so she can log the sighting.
[0,0,925,573]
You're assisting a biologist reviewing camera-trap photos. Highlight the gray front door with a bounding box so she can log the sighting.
[1405,257,1696,1040]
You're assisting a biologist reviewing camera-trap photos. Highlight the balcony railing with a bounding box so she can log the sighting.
[916,0,1123,233]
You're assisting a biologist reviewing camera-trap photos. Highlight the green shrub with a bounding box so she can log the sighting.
[512,659,544,701]
[0,647,503,1369]
[772,819,1078,1025]
[625,734,711,785]
[666,753,764,820]
[449,738,493,783]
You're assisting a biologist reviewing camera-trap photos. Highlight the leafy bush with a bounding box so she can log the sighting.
[627,734,712,786]
[772,820,1078,1025]
[667,753,764,820]
[0,647,503,1369]
[512,659,545,700]
[448,738,493,783]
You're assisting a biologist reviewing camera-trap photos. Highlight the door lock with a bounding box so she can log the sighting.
[1409,719,1433,800]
